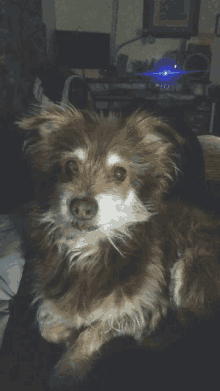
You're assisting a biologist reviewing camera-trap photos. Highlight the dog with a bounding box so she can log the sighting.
[17,103,220,389]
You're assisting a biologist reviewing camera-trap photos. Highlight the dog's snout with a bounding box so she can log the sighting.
[70,197,98,220]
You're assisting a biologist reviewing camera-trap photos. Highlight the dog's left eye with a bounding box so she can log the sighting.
[113,167,127,182]
[65,160,79,177]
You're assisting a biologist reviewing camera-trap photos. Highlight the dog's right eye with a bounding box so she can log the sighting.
[65,160,79,177]
[113,166,127,182]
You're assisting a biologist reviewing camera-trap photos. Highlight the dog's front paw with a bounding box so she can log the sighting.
[49,346,96,390]
[37,300,72,344]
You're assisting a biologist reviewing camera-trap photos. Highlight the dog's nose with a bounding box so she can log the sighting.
[70,197,98,220]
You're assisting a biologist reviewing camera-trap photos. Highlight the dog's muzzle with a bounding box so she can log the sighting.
[70,197,98,221]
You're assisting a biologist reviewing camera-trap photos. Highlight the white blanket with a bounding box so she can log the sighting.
[0,214,24,349]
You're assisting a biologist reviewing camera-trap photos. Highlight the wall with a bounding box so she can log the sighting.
[54,0,112,33]
[45,0,220,73]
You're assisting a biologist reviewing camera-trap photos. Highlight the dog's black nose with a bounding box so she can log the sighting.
[70,197,98,220]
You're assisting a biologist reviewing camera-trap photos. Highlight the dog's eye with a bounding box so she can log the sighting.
[113,167,127,182]
[65,160,79,177]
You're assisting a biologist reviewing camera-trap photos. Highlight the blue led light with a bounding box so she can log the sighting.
[136,58,200,88]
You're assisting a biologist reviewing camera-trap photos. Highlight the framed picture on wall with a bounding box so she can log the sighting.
[143,0,201,38]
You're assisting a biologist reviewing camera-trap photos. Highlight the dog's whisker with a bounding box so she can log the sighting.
[169,159,182,176]
[107,236,126,257]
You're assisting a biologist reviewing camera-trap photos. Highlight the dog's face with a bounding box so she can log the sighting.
[19,104,184,272]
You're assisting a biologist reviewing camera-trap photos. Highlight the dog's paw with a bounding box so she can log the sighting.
[48,348,95,390]
[37,300,72,344]
[41,321,72,344]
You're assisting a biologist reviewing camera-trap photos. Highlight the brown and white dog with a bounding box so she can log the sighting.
[17,103,220,389]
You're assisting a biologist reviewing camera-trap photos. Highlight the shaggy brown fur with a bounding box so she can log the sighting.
[17,103,220,388]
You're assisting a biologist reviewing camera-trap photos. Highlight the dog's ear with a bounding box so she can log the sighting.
[126,112,184,191]
[16,103,84,173]
[127,111,183,145]
[17,103,83,136]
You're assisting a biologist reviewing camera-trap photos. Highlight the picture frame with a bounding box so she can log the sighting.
[143,0,201,38]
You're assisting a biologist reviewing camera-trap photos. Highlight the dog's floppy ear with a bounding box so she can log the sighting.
[129,111,207,203]
[17,103,84,173]
[127,110,183,144]
[17,102,83,135]
[125,111,184,191]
